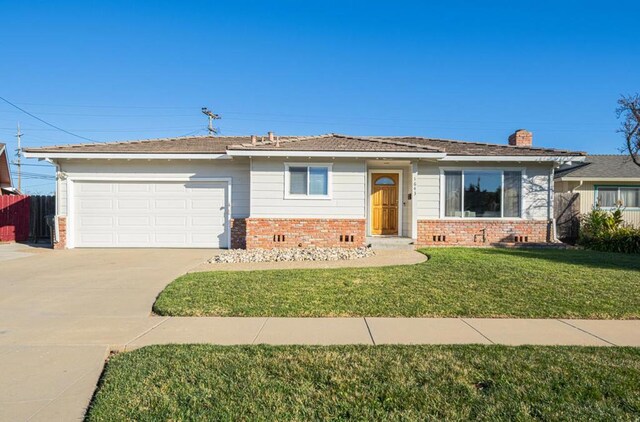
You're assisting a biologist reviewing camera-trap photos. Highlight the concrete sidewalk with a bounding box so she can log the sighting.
[124,317,640,349]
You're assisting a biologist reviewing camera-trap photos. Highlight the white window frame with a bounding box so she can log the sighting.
[284,162,333,200]
[595,185,640,209]
[439,167,526,220]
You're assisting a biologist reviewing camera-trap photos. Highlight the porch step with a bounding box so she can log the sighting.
[366,236,415,250]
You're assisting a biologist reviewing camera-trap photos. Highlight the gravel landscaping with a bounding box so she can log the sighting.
[209,246,375,263]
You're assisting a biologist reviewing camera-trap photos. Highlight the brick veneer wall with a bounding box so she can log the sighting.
[417,219,551,246]
[54,216,67,249]
[230,218,247,249]
[245,218,366,249]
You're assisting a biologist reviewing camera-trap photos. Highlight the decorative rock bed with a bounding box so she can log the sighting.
[209,247,375,264]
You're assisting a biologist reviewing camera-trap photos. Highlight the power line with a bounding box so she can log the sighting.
[0,96,98,142]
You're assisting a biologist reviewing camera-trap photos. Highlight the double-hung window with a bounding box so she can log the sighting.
[443,170,522,218]
[285,164,332,198]
[597,186,640,208]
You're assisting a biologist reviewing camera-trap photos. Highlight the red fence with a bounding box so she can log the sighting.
[0,195,30,242]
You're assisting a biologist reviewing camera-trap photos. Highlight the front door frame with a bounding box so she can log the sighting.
[367,169,403,236]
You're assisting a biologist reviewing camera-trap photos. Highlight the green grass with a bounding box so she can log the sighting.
[153,248,640,318]
[86,345,640,421]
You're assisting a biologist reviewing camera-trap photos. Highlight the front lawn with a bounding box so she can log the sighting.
[153,248,640,318]
[86,345,640,421]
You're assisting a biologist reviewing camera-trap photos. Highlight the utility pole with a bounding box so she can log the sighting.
[201,107,221,135]
[15,122,22,192]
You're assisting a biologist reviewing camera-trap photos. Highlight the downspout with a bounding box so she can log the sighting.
[550,165,560,243]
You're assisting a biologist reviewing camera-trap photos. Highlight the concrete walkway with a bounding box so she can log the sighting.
[1,244,639,421]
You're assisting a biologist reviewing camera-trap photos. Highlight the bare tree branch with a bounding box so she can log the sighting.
[618,94,640,167]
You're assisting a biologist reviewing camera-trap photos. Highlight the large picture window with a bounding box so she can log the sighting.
[285,164,331,198]
[597,186,640,208]
[443,170,522,218]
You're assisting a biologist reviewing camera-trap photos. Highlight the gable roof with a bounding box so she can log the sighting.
[556,155,640,180]
[23,133,584,159]
[0,143,15,192]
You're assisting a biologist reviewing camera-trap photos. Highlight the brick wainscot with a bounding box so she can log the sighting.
[417,219,551,246]
[245,218,366,249]
[54,216,67,249]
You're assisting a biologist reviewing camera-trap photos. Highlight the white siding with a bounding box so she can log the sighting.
[557,180,640,227]
[523,166,552,220]
[416,162,440,218]
[250,158,366,218]
[55,158,250,218]
[416,161,553,220]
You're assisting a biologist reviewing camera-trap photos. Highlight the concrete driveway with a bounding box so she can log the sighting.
[0,245,212,421]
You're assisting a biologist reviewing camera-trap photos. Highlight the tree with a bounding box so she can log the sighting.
[617,94,640,167]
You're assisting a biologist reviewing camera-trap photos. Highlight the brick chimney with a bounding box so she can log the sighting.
[268,131,275,142]
[508,129,532,147]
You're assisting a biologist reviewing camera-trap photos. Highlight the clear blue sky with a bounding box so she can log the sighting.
[1,1,638,194]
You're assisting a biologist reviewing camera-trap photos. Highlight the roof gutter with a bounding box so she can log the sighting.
[225,150,447,159]
[439,155,586,163]
[556,176,640,182]
[22,152,232,160]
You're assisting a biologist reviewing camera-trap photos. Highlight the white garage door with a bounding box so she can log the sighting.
[72,180,228,248]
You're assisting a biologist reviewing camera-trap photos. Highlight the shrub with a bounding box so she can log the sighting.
[578,207,640,254]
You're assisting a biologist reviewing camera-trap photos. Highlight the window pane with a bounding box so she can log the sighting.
[503,171,522,217]
[375,177,395,185]
[464,171,502,218]
[289,167,307,195]
[597,187,617,207]
[444,171,462,217]
[309,167,328,195]
[620,188,640,207]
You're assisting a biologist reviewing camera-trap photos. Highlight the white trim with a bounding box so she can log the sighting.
[228,150,447,158]
[439,155,584,162]
[556,176,640,182]
[283,162,333,200]
[367,169,403,236]
[24,152,231,160]
[411,161,418,240]
[439,167,526,220]
[66,176,232,249]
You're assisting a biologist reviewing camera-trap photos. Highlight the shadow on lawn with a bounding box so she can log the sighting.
[475,247,640,272]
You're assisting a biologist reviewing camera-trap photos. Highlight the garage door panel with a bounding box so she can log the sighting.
[118,233,152,243]
[155,233,188,243]
[155,216,187,227]
[78,216,113,227]
[79,233,114,243]
[78,183,112,193]
[117,183,150,193]
[117,200,150,210]
[155,199,186,210]
[73,181,228,248]
[118,216,150,226]
[79,199,113,210]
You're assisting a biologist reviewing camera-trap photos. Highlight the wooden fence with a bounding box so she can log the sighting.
[0,195,30,242]
[29,195,56,242]
[555,192,580,243]
[0,195,55,243]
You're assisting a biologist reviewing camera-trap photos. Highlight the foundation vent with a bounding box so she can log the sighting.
[432,235,447,242]
[340,234,355,243]
[273,234,286,243]
[513,235,529,243]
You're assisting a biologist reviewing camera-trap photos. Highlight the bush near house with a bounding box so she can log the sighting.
[579,207,640,254]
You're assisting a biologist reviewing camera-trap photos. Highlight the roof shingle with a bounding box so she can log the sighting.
[23,133,584,157]
[556,155,640,179]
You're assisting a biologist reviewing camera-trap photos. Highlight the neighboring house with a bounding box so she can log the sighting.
[0,143,18,195]
[23,130,584,250]
[555,155,640,227]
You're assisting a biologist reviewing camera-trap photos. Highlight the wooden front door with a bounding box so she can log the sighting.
[371,173,399,235]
